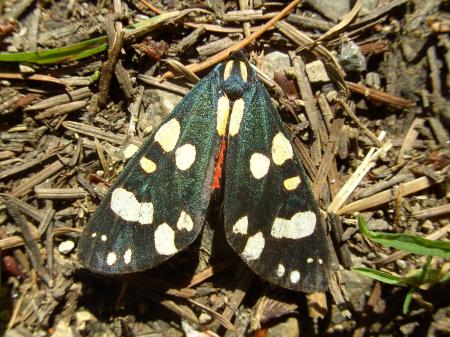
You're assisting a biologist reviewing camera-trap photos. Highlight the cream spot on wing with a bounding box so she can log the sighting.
[272,132,294,166]
[239,61,248,82]
[232,216,248,235]
[216,95,230,136]
[223,61,234,80]
[229,98,245,136]
[271,211,316,239]
[123,143,139,159]
[242,232,265,261]
[176,211,193,231]
[283,176,301,191]
[154,223,177,255]
[154,118,180,152]
[101,235,107,242]
[106,252,117,265]
[249,153,270,179]
[110,188,154,225]
[290,270,300,283]
[277,264,285,277]
[318,258,323,264]
[175,144,196,171]
[307,257,314,264]
[91,232,97,238]
[124,249,132,264]
[140,156,157,173]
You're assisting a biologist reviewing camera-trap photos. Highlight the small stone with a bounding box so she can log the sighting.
[396,259,408,270]
[267,317,299,337]
[19,64,35,74]
[306,60,330,83]
[75,310,94,331]
[263,51,291,81]
[58,240,75,254]
[338,41,367,72]
[123,143,139,160]
[366,72,381,89]
[198,313,212,324]
[367,218,390,231]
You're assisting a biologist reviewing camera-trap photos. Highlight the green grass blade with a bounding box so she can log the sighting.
[358,216,450,258]
[403,287,415,314]
[353,267,406,285]
[0,10,184,64]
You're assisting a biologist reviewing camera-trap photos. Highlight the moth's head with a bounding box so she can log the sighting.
[219,59,254,101]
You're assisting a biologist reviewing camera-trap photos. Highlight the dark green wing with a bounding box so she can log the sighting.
[79,68,224,274]
[223,60,330,292]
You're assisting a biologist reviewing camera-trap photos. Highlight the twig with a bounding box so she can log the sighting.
[337,175,443,215]
[328,133,391,213]
[337,98,383,147]
[346,81,414,109]
[162,0,300,79]
[5,201,51,286]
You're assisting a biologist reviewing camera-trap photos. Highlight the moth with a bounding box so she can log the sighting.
[79,52,330,292]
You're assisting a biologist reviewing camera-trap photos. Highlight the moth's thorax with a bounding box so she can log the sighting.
[220,60,251,101]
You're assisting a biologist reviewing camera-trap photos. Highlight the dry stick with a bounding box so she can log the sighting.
[337,176,442,215]
[187,298,236,331]
[375,224,450,266]
[412,203,450,219]
[338,99,383,147]
[221,265,254,325]
[300,0,363,48]
[346,81,414,109]
[97,27,124,108]
[312,118,344,199]
[328,133,391,214]
[162,0,300,79]
[239,0,252,37]
[290,53,321,166]
[10,160,65,197]
[6,201,51,286]
[356,172,414,199]
[187,259,235,287]
[34,101,88,120]
[397,118,424,164]
[0,227,81,250]
[62,121,126,145]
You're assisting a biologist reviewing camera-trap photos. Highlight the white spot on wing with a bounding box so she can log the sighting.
[242,232,265,261]
[154,223,178,255]
[229,98,245,136]
[290,270,300,283]
[216,95,230,136]
[271,211,316,239]
[277,264,285,277]
[124,249,132,264]
[101,235,107,242]
[318,258,323,264]
[283,176,301,191]
[107,252,117,265]
[140,156,157,173]
[249,153,270,179]
[232,216,248,235]
[154,118,180,152]
[177,211,193,231]
[110,188,154,225]
[272,132,293,166]
[307,257,314,263]
[175,144,196,171]
[91,232,97,238]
